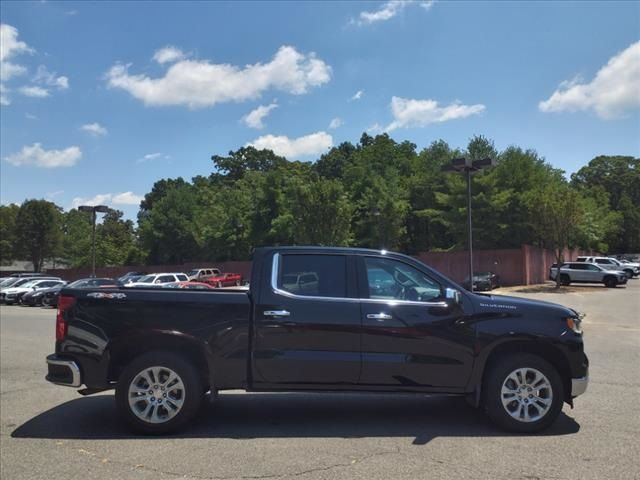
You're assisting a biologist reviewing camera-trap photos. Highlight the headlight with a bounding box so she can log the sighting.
[566,314,584,334]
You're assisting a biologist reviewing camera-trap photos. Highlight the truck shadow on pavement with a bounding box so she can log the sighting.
[12,392,579,445]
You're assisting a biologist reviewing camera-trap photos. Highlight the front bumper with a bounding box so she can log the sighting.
[46,354,82,387]
[571,375,588,397]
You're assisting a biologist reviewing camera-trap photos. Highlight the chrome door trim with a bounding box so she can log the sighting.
[271,253,449,308]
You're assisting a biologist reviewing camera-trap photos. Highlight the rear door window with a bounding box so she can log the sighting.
[278,254,346,298]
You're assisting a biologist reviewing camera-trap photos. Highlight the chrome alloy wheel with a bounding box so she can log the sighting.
[128,366,185,424]
[500,367,553,423]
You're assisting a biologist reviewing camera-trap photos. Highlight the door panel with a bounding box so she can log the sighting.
[357,256,475,388]
[252,253,362,385]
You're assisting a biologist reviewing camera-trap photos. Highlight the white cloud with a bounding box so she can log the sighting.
[366,123,384,134]
[80,122,108,136]
[112,192,144,205]
[0,84,9,106]
[106,45,332,108]
[46,190,64,199]
[4,143,82,168]
[385,96,485,131]
[0,24,33,89]
[71,192,143,209]
[25,112,37,119]
[136,152,170,163]
[153,46,186,64]
[539,41,640,119]
[329,117,343,129]
[354,1,433,26]
[247,131,333,158]
[19,85,49,97]
[0,23,33,62]
[1,61,27,81]
[33,65,69,90]
[242,101,278,129]
[350,90,364,101]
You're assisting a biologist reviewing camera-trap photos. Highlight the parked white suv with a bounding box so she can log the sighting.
[125,273,189,287]
[576,256,639,278]
[550,262,628,288]
[186,268,221,282]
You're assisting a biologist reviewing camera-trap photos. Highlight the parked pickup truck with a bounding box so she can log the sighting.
[205,272,243,288]
[46,246,588,434]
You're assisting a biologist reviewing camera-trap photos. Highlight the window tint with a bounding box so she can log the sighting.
[364,257,442,302]
[586,264,600,271]
[157,275,174,283]
[569,263,586,270]
[176,274,188,281]
[278,254,346,298]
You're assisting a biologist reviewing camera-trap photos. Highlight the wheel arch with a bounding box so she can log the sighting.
[107,333,213,391]
[468,338,572,407]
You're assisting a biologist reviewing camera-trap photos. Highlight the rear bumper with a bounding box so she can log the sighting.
[571,375,588,398]
[46,354,82,387]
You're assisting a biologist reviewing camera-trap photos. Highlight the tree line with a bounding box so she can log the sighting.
[1,134,638,271]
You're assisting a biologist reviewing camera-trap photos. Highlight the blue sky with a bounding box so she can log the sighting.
[1,1,639,220]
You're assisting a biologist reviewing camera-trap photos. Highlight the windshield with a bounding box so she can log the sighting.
[139,275,155,283]
[0,278,18,287]
[15,279,39,288]
[187,270,199,277]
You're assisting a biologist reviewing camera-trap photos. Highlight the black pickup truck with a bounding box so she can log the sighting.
[46,246,588,434]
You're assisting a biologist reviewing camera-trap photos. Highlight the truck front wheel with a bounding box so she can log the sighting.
[604,276,618,288]
[115,351,203,434]
[483,353,564,433]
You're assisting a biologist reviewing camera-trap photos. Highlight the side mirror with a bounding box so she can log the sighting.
[445,287,461,305]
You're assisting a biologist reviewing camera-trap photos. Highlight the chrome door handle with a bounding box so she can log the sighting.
[264,310,291,318]
[366,313,392,320]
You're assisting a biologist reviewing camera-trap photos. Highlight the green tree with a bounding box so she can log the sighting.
[571,155,640,252]
[0,204,19,265]
[15,199,63,272]
[526,181,584,287]
[138,183,203,264]
[287,177,352,245]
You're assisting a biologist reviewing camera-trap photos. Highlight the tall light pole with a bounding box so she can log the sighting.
[78,205,110,277]
[442,158,494,292]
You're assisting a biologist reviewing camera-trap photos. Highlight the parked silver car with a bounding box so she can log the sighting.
[550,262,627,288]
[576,256,639,278]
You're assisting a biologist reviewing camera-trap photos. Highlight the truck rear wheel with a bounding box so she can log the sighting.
[559,274,570,286]
[115,351,203,434]
[483,353,563,433]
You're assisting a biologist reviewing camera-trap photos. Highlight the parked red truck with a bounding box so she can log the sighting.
[205,272,243,287]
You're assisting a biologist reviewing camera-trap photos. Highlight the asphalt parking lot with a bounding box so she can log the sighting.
[1,281,639,480]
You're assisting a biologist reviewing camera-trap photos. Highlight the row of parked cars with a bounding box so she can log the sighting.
[0,267,245,307]
[549,256,640,288]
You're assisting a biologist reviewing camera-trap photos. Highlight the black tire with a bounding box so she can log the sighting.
[115,351,203,434]
[604,276,617,288]
[559,274,570,286]
[483,353,564,433]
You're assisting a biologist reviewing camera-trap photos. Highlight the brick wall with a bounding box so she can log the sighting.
[40,245,598,286]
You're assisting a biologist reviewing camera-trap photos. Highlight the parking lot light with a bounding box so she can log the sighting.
[441,157,495,291]
[78,205,110,278]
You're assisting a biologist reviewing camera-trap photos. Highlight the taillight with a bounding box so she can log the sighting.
[56,295,75,341]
